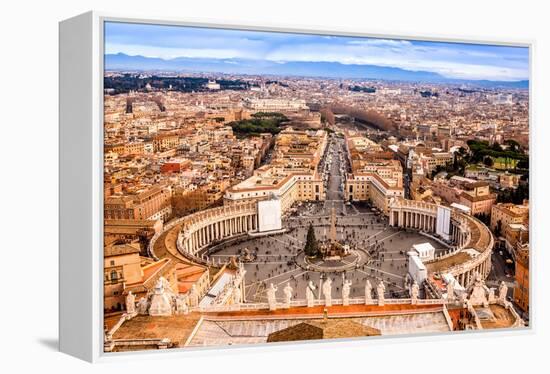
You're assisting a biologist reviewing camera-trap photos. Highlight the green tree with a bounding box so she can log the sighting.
[495,220,502,238]
[483,156,494,167]
[504,139,521,153]
[491,143,503,152]
[304,223,319,257]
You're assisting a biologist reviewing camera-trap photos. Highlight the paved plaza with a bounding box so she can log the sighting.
[209,200,447,303]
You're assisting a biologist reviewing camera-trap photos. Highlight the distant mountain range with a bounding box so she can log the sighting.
[105,53,529,88]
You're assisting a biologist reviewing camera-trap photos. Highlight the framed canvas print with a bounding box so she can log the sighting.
[59,11,532,362]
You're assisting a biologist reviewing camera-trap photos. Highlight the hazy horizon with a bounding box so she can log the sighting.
[105,21,529,83]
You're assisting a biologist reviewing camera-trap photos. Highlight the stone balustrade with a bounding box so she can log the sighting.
[189,297,446,313]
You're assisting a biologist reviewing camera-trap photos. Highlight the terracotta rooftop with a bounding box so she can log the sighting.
[176,263,208,293]
[104,242,140,257]
[113,315,200,348]
[125,258,175,294]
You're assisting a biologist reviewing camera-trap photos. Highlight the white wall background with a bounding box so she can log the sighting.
[1,0,548,372]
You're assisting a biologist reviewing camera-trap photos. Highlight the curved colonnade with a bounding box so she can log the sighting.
[177,202,258,258]
[389,198,494,288]
[149,201,258,266]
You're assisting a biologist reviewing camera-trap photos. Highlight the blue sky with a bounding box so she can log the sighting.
[105,22,529,81]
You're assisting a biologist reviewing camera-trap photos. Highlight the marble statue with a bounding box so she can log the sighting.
[410,281,419,304]
[468,273,489,307]
[364,280,373,304]
[136,297,148,315]
[267,283,278,311]
[175,295,189,315]
[377,281,386,306]
[188,284,200,308]
[149,277,173,316]
[342,279,352,306]
[159,276,174,294]
[498,281,508,302]
[459,292,468,305]
[283,282,293,308]
[125,291,136,314]
[322,278,333,307]
[488,287,496,303]
[230,256,239,269]
[306,281,316,307]
[232,285,241,304]
[446,279,455,301]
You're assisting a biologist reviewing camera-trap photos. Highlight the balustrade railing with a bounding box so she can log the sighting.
[189,297,446,313]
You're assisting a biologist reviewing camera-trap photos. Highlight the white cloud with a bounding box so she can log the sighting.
[106,34,528,81]
[264,41,528,81]
[347,39,413,47]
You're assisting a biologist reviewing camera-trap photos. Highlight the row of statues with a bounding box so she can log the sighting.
[441,272,508,308]
[465,273,509,307]
[125,273,510,317]
[125,277,201,317]
[125,265,247,317]
[266,278,388,310]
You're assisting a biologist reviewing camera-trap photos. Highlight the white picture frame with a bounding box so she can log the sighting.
[59,11,533,363]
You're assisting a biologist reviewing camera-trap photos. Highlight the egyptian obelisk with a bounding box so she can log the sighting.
[329,207,337,243]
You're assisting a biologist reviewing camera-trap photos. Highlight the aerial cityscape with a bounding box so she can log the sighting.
[102,22,530,352]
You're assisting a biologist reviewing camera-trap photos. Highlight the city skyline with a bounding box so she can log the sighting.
[105,22,529,82]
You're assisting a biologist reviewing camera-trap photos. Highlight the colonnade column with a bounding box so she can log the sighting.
[422,214,428,231]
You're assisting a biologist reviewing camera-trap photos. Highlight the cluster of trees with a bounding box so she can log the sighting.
[228,112,288,137]
[457,88,480,94]
[433,141,528,180]
[250,112,288,120]
[265,80,289,87]
[430,140,529,180]
[431,164,455,178]
[329,104,396,132]
[104,75,251,94]
[419,90,439,98]
[496,183,529,204]
[349,85,376,93]
[466,140,528,169]
[483,156,494,167]
[494,220,503,238]
[430,150,468,178]
[474,212,491,225]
